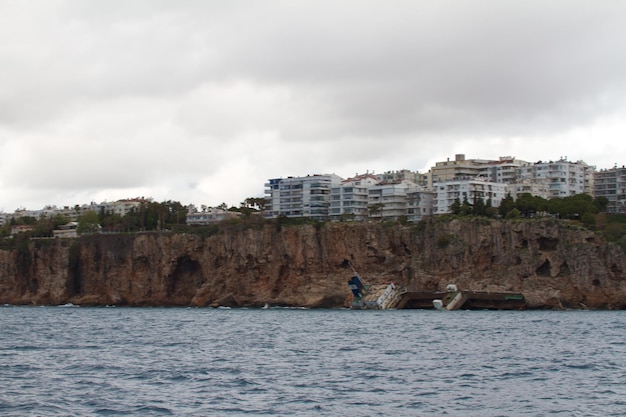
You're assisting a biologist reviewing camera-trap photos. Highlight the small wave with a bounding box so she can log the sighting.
[565,363,595,370]
[2,309,626,416]
[133,406,174,415]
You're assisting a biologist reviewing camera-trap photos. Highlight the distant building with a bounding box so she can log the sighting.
[186,208,242,225]
[53,222,79,238]
[13,207,58,220]
[479,156,531,184]
[407,189,436,222]
[429,154,600,202]
[264,174,343,220]
[376,169,429,188]
[10,225,35,235]
[91,199,145,217]
[506,179,551,200]
[330,173,379,221]
[430,154,493,184]
[6,198,148,224]
[435,177,506,214]
[519,157,594,198]
[594,165,626,213]
[368,180,421,221]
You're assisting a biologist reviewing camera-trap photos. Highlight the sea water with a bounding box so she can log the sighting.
[1,306,625,416]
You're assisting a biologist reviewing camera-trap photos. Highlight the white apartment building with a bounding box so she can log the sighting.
[479,156,530,184]
[94,199,144,217]
[52,222,79,238]
[266,174,430,222]
[186,208,242,225]
[13,207,60,220]
[430,154,492,184]
[264,174,343,220]
[431,154,530,184]
[506,179,551,200]
[368,180,421,221]
[519,158,594,198]
[376,169,429,188]
[6,199,147,224]
[435,177,507,214]
[330,174,379,221]
[594,166,626,213]
[407,190,436,222]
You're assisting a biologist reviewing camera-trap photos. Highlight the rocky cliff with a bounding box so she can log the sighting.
[1,219,625,309]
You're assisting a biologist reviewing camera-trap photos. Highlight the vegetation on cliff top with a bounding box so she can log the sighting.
[2,193,625,250]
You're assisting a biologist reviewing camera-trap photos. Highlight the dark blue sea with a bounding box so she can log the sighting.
[1,306,625,416]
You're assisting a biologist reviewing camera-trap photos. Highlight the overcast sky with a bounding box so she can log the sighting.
[2,0,626,212]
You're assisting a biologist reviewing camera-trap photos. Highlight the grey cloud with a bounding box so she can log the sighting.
[210,1,626,136]
[2,0,626,210]
[5,0,626,133]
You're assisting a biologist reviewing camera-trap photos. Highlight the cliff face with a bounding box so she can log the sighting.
[1,219,625,309]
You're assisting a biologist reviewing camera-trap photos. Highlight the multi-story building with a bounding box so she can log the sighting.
[431,154,531,184]
[330,173,379,221]
[186,208,242,225]
[430,154,492,184]
[264,174,343,220]
[434,177,507,214]
[10,225,35,235]
[12,207,59,220]
[506,179,551,200]
[519,158,594,198]
[368,180,421,221]
[376,169,429,188]
[6,199,148,224]
[94,199,145,217]
[268,174,430,222]
[594,166,626,213]
[479,156,530,184]
[52,222,79,238]
[407,190,436,222]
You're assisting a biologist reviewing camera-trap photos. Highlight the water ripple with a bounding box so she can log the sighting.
[1,308,626,416]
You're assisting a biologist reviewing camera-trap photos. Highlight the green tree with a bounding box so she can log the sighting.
[547,198,564,218]
[556,194,597,220]
[499,193,515,217]
[485,198,497,218]
[16,216,37,225]
[52,214,71,228]
[101,213,124,232]
[460,195,472,216]
[581,213,596,229]
[450,198,461,215]
[0,221,10,238]
[515,193,539,217]
[77,210,101,234]
[241,197,266,211]
[472,194,486,216]
[368,203,385,220]
[505,208,521,219]
[33,214,71,237]
[593,196,609,212]
[603,221,626,243]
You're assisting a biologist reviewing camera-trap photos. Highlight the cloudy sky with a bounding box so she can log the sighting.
[2,0,626,212]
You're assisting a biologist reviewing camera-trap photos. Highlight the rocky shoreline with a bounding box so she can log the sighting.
[1,218,624,309]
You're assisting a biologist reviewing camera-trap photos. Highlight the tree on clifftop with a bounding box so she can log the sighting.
[499,193,515,217]
[77,210,101,234]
